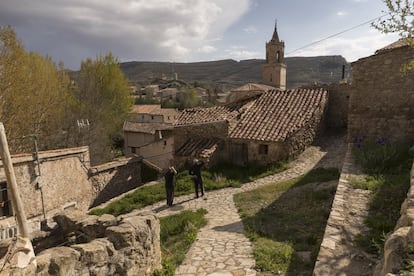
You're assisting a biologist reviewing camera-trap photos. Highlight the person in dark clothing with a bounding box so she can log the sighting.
[164,166,177,206]
[189,159,205,198]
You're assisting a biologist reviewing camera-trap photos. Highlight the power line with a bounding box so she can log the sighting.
[287,13,390,55]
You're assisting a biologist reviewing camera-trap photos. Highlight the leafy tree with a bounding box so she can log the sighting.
[0,26,72,153]
[374,0,413,38]
[73,53,133,165]
[374,0,414,69]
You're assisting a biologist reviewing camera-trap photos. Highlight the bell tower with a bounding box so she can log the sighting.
[262,21,286,90]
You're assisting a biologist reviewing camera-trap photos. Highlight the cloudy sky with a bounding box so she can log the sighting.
[0,0,399,69]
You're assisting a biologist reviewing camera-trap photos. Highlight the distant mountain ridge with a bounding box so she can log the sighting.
[120,55,351,89]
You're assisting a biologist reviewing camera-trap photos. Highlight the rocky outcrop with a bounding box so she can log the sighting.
[6,211,161,275]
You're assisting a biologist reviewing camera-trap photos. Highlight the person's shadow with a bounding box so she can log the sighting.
[152,197,194,213]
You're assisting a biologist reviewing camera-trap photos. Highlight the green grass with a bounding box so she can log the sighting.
[234,167,340,275]
[90,161,288,216]
[153,209,207,276]
[351,139,412,256]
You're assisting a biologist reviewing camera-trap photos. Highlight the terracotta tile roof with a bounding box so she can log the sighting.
[231,83,274,92]
[375,38,411,54]
[229,88,328,142]
[130,105,161,114]
[175,138,221,160]
[123,121,172,134]
[174,96,259,126]
[130,104,179,119]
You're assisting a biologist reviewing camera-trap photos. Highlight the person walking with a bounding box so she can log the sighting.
[164,166,177,207]
[189,159,205,198]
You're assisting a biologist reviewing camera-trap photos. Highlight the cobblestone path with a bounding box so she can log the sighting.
[137,134,346,276]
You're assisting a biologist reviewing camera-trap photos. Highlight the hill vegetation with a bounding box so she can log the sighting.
[120,56,351,89]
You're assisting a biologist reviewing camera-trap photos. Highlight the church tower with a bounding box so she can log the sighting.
[262,22,286,90]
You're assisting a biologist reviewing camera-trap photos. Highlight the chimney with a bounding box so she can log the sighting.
[339,64,348,84]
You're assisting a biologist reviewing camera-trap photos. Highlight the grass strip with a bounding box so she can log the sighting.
[153,209,207,276]
[234,167,340,275]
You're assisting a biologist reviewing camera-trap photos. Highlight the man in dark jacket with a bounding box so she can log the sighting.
[189,159,205,198]
[164,166,177,206]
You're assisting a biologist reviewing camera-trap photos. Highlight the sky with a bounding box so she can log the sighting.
[0,0,400,70]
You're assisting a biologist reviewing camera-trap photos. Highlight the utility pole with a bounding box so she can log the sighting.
[0,123,35,270]
[0,123,29,237]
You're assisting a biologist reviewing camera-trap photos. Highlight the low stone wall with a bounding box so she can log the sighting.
[314,145,375,275]
[0,147,143,241]
[89,156,142,208]
[0,147,93,236]
[373,160,414,275]
[5,211,161,275]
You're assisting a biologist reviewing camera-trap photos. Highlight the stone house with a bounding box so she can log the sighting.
[123,122,174,169]
[157,87,178,101]
[174,88,328,167]
[128,104,178,124]
[124,105,179,169]
[139,85,159,100]
[348,39,414,142]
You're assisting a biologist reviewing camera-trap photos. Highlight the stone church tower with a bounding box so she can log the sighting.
[262,23,286,90]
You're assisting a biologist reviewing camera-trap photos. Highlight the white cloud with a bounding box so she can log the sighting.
[225,46,261,60]
[336,11,348,16]
[287,30,399,62]
[0,0,252,68]
[197,45,217,53]
[243,26,257,34]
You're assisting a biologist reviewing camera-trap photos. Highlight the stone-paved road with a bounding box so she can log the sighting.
[137,134,346,276]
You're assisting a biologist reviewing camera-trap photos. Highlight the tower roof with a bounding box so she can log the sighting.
[271,21,280,42]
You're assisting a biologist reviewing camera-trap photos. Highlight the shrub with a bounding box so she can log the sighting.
[352,137,411,174]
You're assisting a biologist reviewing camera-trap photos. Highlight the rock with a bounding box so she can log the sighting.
[36,246,81,275]
[53,210,85,235]
[375,226,410,276]
[106,223,136,250]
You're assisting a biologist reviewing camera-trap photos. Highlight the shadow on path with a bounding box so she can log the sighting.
[212,221,244,234]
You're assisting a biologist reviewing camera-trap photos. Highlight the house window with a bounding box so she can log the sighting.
[131,147,136,154]
[151,115,154,120]
[259,144,268,155]
[164,140,167,146]
[0,182,11,217]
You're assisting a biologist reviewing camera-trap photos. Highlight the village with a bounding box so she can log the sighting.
[0,15,413,276]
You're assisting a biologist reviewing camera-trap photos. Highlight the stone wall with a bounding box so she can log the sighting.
[287,98,327,158]
[348,45,414,142]
[232,140,287,165]
[173,121,228,168]
[89,156,142,207]
[6,211,161,275]
[173,121,229,151]
[0,147,143,240]
[325,83,351,130]
[0,147,93,235]
[303,83,350,130]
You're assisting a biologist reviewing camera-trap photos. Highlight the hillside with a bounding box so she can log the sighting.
[120,56,351,89]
